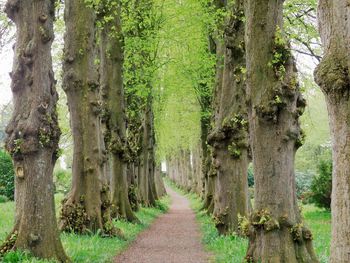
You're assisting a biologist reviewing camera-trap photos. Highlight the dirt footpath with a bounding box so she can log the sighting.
[115,187,211,263]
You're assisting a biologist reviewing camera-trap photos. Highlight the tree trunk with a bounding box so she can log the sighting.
[208,0,249,235]
[1,0,69,261]
[155,166,166,197]
[244,0,318,261]
[138,99,158,206]
[201,115,214,211]
[314,1,350,262]
[191,146,203,194]
[99,4,138,222]
[59,0,119,237]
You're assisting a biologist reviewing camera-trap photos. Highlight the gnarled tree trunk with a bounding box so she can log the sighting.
[60,0,118,237]
[208,0,249,235]
[314,1,350,262]
[244,0,318,261]
[138,99,158,206]
[1,0,69,261]
[99,3,138,222]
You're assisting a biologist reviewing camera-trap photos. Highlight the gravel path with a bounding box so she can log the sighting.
[115,187,211,263]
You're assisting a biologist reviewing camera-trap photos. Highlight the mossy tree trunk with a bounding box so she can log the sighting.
[60,0,119,237]
[1,0,69,261]
[155,166,166,197]
[99,2,138,222]
[314,1,350,262]
[191,145,203,195]
[208,0,249,235]
[138,99,158,206]
[244,0,318,261]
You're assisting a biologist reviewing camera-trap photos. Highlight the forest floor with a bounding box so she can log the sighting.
[115,187,211,263]
[0,195,170,262]
[165,179,331,263]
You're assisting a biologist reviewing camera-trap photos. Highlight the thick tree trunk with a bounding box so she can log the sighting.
[244,0,318,261]
[201,116,214,211]
[208,0,249,235]
[191,146,203,194]
[127,162,139,211]
[314,1,350,262]
[1,1,69,261]
[155,166,166,197]
[60,0,118,237]
[138,100,158,206]
[99,5,138,222]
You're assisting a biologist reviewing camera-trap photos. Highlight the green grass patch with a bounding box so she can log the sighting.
[0,195,170,263]
[165,179,330,263]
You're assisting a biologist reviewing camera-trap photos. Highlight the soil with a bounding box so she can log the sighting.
[115,187,211,263]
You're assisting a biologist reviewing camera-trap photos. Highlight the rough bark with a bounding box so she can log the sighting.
[155,166,166,198]
[201,115,214,212]
[244,0,318,261]
[138,99,158,206]
[60,0,119,237]
[208,0,249,235]
[191,146,203,195]
[314,1,350,262]
[1,0,69,261]
[99,3,138,222]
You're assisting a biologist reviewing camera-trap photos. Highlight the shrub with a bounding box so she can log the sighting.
[0,194,9,203]
[310,154,332,210]
[295,171,313,199]
[54,168,72,194]
[0,150,15,200]
[247,164,254,187]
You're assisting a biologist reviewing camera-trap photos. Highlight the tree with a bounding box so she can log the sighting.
[208,0,249,234]
[122,0,163,208]
[244,0,318,261]
[99,0,139,221]
[0,0,69,261]
[314,0,350,261]
[60,0,119,236]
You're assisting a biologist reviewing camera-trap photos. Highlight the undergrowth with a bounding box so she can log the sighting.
[0,194,170,263]
[165,178,330,263]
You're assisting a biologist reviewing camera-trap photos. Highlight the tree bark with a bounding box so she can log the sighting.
[244,0,318,261]
[155,166,166,197]
[314,1,350,262]
[99,3,138,222]
[208,0,249,235]
[60,0,119,237]
[1,0,69,261]
[138,99,158,206]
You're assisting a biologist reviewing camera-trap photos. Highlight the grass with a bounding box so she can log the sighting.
[0,194,170,263]
[165,179,331,263]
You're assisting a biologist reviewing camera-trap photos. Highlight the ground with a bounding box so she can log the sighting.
[115,187,210,263]
[0,184,331,263]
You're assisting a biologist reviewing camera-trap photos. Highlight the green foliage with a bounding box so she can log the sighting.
[284,0,321,63]
[166,179,331,263]
[310,149,332,210]
[153,0,216,160]
[247,164,254,187]
[268,26,291,80]
[53,169,71,194]
[0,195,8,203]
[0,194,170,262]
[1,251,39,263]
[0,150,14,201]
[0,104,12,147]
[296,79,330,175]
[295,171,313,199]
